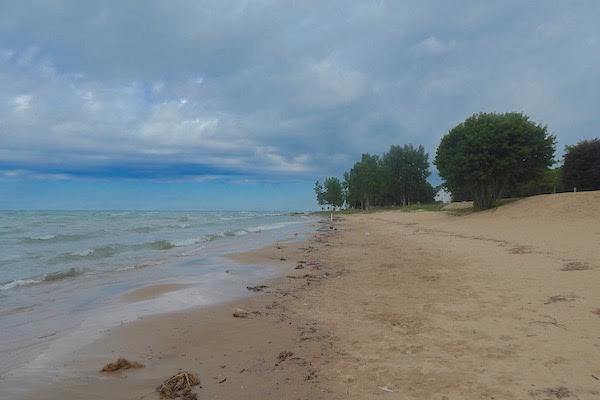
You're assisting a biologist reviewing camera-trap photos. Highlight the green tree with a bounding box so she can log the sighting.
[345,153,381,210]
[323,177,344,209]
[415,180,436,203]
[381,144,431,206]
[435,112,555,209]
[313,180,325,209]
[508,167,564,197]
[562,139,600,191]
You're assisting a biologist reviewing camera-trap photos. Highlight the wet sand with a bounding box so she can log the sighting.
[121,283,194,302]
[6,191,600,399]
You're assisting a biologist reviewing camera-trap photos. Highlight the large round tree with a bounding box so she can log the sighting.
[562,139,600,191]
[435,112,555,209]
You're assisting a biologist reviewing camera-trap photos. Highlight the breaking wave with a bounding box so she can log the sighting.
[1,279,41,291]
[21,233,92,243]
[0,267,84,290]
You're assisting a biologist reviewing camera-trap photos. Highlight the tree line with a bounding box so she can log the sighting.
[315,144,434,211]
[315,112,600,211]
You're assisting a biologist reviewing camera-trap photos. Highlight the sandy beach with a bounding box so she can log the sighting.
[6,191,600,399]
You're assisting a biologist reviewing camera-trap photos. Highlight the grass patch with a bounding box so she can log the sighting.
[398,203,446,212]
[314,197,521,217]
[445,198,521,216]
[313,203,445,216]
[445,207,475,216]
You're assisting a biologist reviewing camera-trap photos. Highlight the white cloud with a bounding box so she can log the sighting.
[0,169,71,181]
[141,102,220,147]
[82,91,100,113]
[412,36,456,56]
[254,148,311,173]
[12,95,33,113]
[297,58,369,107]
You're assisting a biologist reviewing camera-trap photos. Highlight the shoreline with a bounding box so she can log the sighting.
[3,192,600,399]
[0,215,318,384]
[2,217,336,399]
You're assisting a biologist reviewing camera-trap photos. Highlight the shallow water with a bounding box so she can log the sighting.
[0,211,316,377]
[0,211,305,288]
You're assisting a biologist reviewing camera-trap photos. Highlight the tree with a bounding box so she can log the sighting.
[313,180,325,209]
[563,139,600,191]
[323,177,344,209]
[435,112,555,209]
[345,153,381,210]
[507,167,564,197]
[381,144,431,206]
[414,180,436,203]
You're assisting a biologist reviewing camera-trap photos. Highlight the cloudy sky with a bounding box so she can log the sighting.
[1,1,599,210]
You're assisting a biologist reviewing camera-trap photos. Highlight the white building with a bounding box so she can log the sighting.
[434,187,452,203]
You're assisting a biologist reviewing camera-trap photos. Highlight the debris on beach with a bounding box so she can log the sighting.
[232,307,261,318]
[276,351,294,363]
[287,273,316,279]
[304,369,318,381]
[561,261,592,271]
[295,264,305,269]
[156,371,200,399]
[232,308,250,318]
[378,386,395,393]
[246,285,268,292]
[544,294,578,304]
[529,386,572,400]
[100,357,144,372]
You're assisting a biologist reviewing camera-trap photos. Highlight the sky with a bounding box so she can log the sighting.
[1,1,599,210]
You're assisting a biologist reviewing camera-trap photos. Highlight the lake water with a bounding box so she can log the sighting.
[0,211,315,377]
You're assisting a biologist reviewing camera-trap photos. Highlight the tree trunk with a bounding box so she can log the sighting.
[473,185,497,210]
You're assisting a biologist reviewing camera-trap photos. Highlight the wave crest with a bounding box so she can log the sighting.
[21,233,92,243]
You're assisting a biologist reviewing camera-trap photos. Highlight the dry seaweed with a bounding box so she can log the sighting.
[100,357,144,372]
[156,371,200,399]
[246,285,268,292]
[277,351,294,363]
